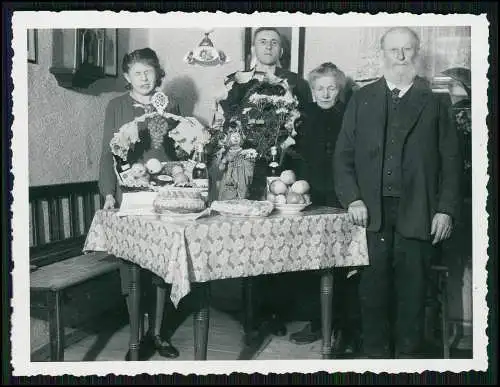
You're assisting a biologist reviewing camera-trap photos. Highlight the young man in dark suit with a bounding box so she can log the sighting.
[334,27,462,359]
[216,27,312,338]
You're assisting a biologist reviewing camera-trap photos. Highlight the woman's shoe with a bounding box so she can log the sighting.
[289,322,321,345]
[152,334,180,358]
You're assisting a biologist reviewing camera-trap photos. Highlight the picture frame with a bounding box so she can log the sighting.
[27,29,37,64]
[104,28,118,77]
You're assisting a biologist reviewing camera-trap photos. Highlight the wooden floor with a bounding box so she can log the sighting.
[57,305,472,362]
[34,278,473,362]
[61,306,321,361]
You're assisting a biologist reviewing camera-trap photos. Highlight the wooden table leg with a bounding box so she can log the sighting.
[193,282,210,360]
[128,263,141,361]
[237,277,272,360]
[48,290,64,361]
[243,277,256,344]
[321,271,334,359]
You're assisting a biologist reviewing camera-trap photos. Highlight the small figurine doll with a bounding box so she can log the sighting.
[214,126,255,201]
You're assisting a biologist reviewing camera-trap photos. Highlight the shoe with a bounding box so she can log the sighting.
[269,314,287,337]
[124,335,155,361]
[333,331,360,356]
[289,323,321,345]
[152,334,180,358]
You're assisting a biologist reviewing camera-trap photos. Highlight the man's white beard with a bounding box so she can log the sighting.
[383,63,417,86]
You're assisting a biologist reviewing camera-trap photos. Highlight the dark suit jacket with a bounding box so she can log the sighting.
[333,77,462,241]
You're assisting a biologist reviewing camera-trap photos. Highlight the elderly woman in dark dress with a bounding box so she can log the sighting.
[288,62,361,355]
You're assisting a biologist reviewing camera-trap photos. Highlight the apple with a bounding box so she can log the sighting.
[266,193,276,203]
[286,192,305,204]
[280,170,296,185]
[173,173,190,185]
[275,194,287,204]
[270,179,288,195]
[131,162,147,177]
[171,165,184,176]
[146,158,163,174]
[290,180,310,195]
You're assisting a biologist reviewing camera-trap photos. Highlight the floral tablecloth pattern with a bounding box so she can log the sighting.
[83,207,369,307]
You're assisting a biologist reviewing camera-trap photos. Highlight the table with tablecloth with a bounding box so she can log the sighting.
[83,206,369,360]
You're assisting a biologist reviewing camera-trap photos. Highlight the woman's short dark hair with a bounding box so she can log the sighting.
[122,47,166,89]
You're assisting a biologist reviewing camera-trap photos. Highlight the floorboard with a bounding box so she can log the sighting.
[45,307,473,362]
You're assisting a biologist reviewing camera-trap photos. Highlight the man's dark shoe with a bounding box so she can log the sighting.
[124,334,155,361]
[152,334,180,358]
[332,331,361,358]
[269,314,287,337]
[289,322,321,345]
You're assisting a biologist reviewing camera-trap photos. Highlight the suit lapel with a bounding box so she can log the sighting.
[368,78,388,145]
[397,77,432,139]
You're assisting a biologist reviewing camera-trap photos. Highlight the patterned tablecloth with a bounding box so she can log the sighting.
[83,207,369,307]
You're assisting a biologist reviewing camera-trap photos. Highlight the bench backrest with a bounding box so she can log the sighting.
[29,182,103,268]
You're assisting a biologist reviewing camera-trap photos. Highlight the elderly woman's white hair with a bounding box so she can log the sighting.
[307,62,350,103]
[308,62,347,90]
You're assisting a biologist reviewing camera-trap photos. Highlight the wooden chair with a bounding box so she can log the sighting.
[426,260,452,358]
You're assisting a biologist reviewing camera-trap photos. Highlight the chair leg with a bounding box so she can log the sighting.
[440,274,450,359]
[48,290,64,361]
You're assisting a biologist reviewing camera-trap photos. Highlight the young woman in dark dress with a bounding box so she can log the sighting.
[99,48,186,360]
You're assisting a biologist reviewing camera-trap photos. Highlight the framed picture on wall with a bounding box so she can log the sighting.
[104,28,118,77]
[244,27,305,77]
[28,29,37,64]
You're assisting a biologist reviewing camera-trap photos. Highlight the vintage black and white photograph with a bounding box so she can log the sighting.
[12,11,490,376]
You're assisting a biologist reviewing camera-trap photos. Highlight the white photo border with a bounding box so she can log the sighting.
[12,10,491,376]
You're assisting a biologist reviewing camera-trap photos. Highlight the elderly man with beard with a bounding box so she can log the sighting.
[334,27,462,359]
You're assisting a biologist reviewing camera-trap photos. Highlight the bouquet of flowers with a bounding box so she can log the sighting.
[208,72,301,162]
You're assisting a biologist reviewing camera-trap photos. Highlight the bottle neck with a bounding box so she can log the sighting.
[194,147,207,167]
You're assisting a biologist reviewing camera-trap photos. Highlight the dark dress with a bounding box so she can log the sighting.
[293,101,345,207]
[287,100,361,345]
[98,92,181,326]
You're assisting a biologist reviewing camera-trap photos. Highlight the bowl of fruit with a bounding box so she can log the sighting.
[266,170,312,214]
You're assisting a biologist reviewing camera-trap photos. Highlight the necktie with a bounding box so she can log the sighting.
[391,88,401,104]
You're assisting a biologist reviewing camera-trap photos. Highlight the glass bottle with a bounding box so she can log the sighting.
[266,146,281,194]
[192,143,209,200]
[114,155,131,183]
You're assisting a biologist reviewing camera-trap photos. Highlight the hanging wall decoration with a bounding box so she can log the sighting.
[184,29,230,67]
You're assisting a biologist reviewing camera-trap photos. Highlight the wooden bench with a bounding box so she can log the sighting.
[29,182,120,361]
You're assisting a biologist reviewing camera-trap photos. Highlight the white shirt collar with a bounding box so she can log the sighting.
[385,79,413,97]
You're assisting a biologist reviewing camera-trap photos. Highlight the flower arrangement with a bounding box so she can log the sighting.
[208,73,301,162]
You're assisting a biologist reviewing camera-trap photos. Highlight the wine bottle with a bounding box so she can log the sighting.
[192,143,209,199]
[114,155,131,183]
[266,146,281,193]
